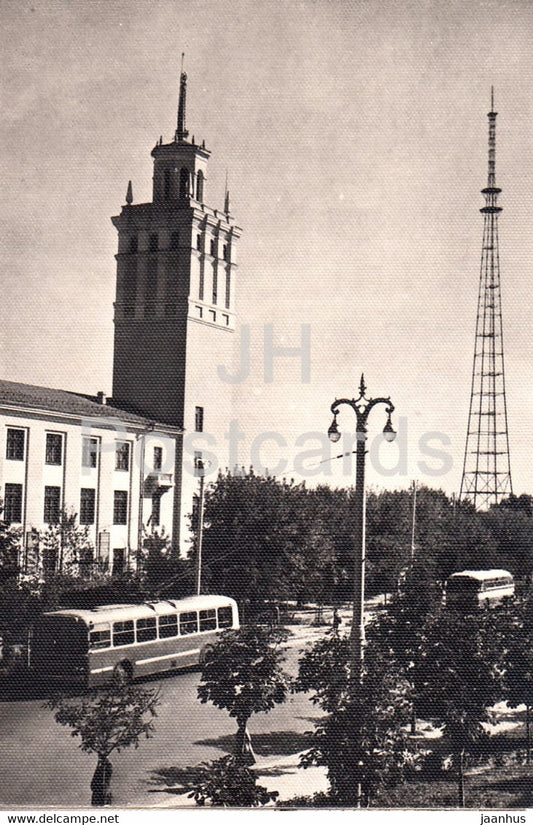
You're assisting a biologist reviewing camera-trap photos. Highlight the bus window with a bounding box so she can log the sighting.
[218,606,233,628]
[199,609,217,631]
[137,617,157,642]
[159,614,178,638]
[89,624,111,649]
[113,620,134,647]
[180,611,198,635]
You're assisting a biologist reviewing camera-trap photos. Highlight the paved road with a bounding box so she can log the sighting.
[0,629,324,809]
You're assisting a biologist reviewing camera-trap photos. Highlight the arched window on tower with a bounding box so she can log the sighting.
[225,268,231,309]
[179,168,190,200]
[164,168,171,200]
[196,170,204,202]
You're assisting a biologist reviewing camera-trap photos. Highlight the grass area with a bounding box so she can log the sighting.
[374,763,533,809]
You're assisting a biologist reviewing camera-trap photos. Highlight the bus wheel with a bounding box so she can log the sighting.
[113,661,132,686]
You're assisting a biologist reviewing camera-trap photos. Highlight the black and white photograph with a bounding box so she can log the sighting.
[0,0,533,815]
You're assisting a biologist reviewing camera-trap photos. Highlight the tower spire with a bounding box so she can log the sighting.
[460,89,513,509]
[224,169,230,215]
[176,54,189,142]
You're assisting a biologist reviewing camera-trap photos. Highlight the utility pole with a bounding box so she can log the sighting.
[194,459,205,596]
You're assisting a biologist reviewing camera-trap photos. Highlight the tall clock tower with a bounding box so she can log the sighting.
[111,72,241,551]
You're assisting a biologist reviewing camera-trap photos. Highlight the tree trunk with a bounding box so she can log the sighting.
[235,717,255,765]
[456,748,465,808]
[527,705,531,765]
[91,755,113,807]
[410,705,417,735]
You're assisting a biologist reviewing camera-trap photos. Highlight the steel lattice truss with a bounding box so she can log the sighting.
[460,91,513,510]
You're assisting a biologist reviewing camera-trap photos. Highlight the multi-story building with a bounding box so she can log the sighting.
[0,379,180,575]
[0,70,241,568]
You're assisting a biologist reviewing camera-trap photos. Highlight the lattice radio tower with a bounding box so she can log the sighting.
[460,88,513,509]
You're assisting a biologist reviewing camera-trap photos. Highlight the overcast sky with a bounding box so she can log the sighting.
[1,0,532,499]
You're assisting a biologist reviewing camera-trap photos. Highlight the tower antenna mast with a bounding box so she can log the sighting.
[460,88,513,509]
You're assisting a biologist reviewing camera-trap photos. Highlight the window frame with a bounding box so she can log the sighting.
[3,483,23,524]
[113,490,128,525]
[115,441,130,471]
[153,446,163,470]
[82,437,99,469]
[80,488,96,525]
[43,486,61,524]
[195,406,204,433]
[6,428,25,461]
[45,432,63,466]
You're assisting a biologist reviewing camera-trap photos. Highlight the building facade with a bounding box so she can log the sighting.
[0,380,180,575]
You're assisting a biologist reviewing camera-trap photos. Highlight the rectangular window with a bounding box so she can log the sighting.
[113,491,128,525]
[159,614,178,638]
[210,238,216,257]
[199,268,204,301]
[194,451,203,476]
[197,233,202,251]
[45,433,63,465]
[153,446,163,470]
[212,268,218,305]
[80,488,96,525]
[149,233,158,251]
[225,269,231,309]
[179,611,198,635]
[129,235,138,254]
[44,486,61,524]
[218,606,233,628]
[136,617,157,643]
[82,437,99,468]
[151,494,161,527]
[170,231,179,249]
[115,441,130,471]
[113,620,134,647]
[89,624,111,650]
[6,428,25,461]
[4,483,22,524]
[199,609,217,632]
[195,406,204,432]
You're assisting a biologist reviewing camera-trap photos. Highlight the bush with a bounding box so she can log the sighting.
[189,755,278,807]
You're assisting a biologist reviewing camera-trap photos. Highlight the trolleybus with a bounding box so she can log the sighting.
[445,569,514,611]
[31,594,239,688]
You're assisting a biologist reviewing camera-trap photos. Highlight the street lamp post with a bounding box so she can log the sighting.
[328,374,396,677]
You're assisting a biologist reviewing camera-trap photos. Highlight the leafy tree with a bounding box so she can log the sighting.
[138,529,193,593]
[38,509,94,578]
[293,628,350,713]
[503,597,533,763]
[47,682,159,805]
[0,506,21,586]
[189,755,278,807]
[413,610,505,806]
[369,559,443,732]
[199,470,337,605]
[197,624,290,763]
[299,640,413,806]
